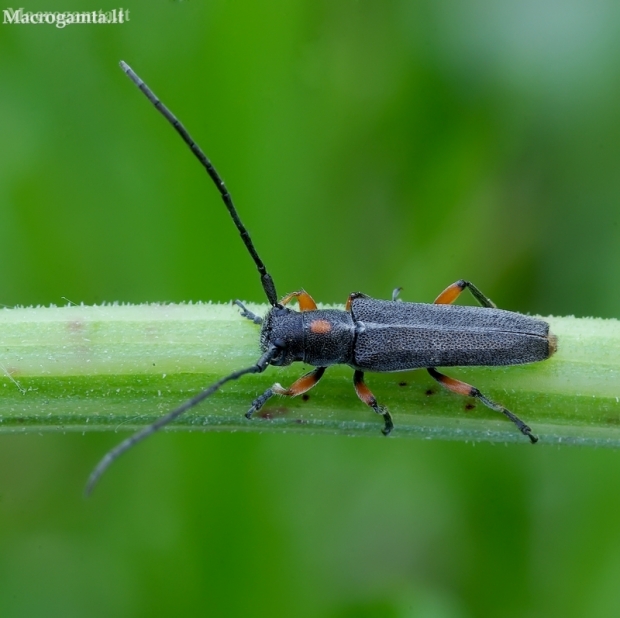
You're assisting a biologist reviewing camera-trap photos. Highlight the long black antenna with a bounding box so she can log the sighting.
[85,345,279,496]
[119,61,278,306]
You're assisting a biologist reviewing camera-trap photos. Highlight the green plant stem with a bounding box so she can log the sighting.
[1,302,619,446]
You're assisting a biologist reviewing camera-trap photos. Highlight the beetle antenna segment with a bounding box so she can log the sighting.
[85,345,279,496]
[119,61,278,306]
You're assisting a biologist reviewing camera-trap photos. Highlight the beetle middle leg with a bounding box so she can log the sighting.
[246,366,326,419]
[434,280,496,308]
[426,367,538,443]
[353,370,394,436]
[345,292,369,311]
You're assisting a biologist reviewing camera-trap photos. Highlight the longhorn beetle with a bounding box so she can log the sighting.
[85,61,558,494]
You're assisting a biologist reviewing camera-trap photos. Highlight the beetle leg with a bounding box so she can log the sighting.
[345,292,370,311]
[246,366,326,419]
[434,280,496,308]
[233,300,263,324]
[427,367,538,443]
[391,287,403,301]
[353,370,394,436]
[279,290,317,311]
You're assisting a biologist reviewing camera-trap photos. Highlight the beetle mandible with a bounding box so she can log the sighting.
[86,62,557,494]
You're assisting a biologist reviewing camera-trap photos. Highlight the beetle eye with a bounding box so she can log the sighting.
[268,339,288,366]
[270,350,284,365]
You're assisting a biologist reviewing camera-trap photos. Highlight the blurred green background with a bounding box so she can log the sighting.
[2,1,620,616]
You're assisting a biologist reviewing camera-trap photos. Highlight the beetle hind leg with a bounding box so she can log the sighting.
[246,366,326,419]
[353,370,394,436]
[427,367,538,443]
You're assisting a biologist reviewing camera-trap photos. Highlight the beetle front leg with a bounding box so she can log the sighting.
[279,290,318,311]
[353,370,394,436]
[427,367,538,443]
[245,366,326,419]
[434,280,496,308]
[233,300,263,324]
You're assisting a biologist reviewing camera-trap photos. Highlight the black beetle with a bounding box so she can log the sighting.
[85,62,557,494]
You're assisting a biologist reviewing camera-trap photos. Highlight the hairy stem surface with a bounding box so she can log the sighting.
[1,303,618,446]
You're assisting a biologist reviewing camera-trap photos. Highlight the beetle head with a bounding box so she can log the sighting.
[259,305,304,366]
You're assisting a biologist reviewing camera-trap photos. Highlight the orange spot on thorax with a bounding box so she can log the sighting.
[309,319,332,334]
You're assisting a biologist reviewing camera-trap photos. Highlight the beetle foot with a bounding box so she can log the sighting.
[233,300,263,324]
[380,407,394,436]
[246,388,274,419]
